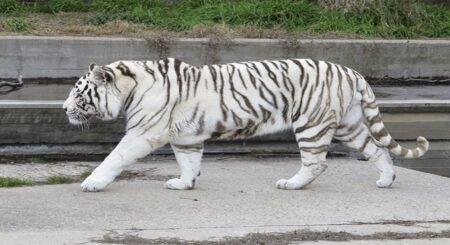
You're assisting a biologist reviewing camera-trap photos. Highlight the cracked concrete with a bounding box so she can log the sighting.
[0,157,449,244]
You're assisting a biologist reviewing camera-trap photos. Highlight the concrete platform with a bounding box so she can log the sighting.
[0,157,449,244]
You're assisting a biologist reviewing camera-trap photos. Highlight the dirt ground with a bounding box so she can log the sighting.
[0,13,365,40]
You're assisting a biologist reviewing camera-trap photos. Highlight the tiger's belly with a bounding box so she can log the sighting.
[208,111,292,141]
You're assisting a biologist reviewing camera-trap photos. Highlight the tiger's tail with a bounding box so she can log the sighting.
[357,76,429,159]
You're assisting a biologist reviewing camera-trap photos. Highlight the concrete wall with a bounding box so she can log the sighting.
[0,36,449,79]
[0,36,448,154]
[1,101,448,144]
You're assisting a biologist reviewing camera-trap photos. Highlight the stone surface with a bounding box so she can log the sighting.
[0,157,449,244]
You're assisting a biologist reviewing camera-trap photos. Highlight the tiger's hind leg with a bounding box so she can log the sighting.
[166,142,204,190]
[334,104,395,188]
[276,122,336,190]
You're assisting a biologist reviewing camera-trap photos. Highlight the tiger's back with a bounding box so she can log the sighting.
[171,59,356,142]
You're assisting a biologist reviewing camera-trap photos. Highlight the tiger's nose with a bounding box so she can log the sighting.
[62,99,71,113]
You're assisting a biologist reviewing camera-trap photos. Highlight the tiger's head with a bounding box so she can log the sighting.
[63,63,122,125]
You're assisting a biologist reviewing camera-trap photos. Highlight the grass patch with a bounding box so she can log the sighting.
[45,0,91,14]
[0,0,448,38]
[29,156,46,163]
[1,167,161,187]
[0,0,23,14]
[1,175,79,187]
[0,177,34,187]
[1,17,32,32]
[95,229,450,244]
[46,176,75,184]
[80,170,92,180]
[79,169,144,181]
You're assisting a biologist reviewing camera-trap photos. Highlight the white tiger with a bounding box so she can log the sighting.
[62,58,429,192]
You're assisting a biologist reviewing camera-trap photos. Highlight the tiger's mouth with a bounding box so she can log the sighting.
[66,111,92,125]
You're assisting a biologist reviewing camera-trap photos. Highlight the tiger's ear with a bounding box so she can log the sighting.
[104,69,114,83]
[89,63,96,72]
[92,65,115,84]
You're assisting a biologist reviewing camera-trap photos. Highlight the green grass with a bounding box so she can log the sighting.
[29,156,46,163]
[80,170,92,180]
[2,17,32,32]
[0,0,23,14]
[45,0,91,13]
[0,0,449,38]
[0,177,34,187]
[46,176,75,184]
[0,170,143,187]
[79,169,135,180]
[0,175,78,187]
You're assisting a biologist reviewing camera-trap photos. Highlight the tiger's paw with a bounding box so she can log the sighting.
[276,178,303,190]
[376,177,394,188]
[376,172,395,188]
[165,178,195,190]
[81,175,111,192]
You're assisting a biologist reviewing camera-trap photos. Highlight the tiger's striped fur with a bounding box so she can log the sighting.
[63,58,429,192]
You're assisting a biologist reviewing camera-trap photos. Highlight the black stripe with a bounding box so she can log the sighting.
[305,60,315,69]
[104,92,111,117]
[231,110,243,126]
[185,67,191,101]
[281,93,290,123]
[302,73,315,114]
[261,61,280,88]
[127,108,143,124]
[258,87,273,107]
[358,136,372,152]
[259,104,272,122]
[279,60,289,72]
[297,123,335,143]
[174,59,183,102]
[127,113,146,131]
[250,62,262,76]
[196,112,205,135]
[209,65,218,92]
[219,68,228,121]
[229,77,254,115]
[117,62,135,79]
[93,86,100,101]
[247,70,258,89]
[300,144,329,154]
[124,90,136,111]
[193,68,202,96]
[269,60,280,70]
[138,75,171,129]
[127,84,155,115]
[86,89,95,106]
[237,69,248,89]
[140,107,169,134]
[260,81,278,108]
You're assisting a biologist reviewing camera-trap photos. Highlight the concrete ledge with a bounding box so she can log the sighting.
[0,100,449,144]
[0,36,449,79]
[2,140,449,178]
[2,99,450,111]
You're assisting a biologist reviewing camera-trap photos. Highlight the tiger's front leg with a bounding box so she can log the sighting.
[166,142,204,190]
[81,135,167,192]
